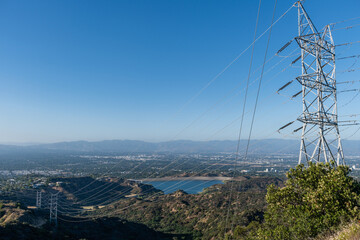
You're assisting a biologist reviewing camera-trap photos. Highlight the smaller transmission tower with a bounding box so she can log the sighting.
[295,1,344,165]
[36,191,42,208]
[49,193,58,226]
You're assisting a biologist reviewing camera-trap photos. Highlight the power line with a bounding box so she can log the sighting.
[42,2,360,223]
[336,40,360,47]
[225,0,265,234]
[231,0,278,233]
[45,2,297,211]
[332,23,360,32]
[56,45,300,211]
[329,16,360,26]
[57,0,270,216]
[66,57,302,211]
[337,54,360,60]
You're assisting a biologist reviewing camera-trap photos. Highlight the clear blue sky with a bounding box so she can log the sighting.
[0,0,359,143]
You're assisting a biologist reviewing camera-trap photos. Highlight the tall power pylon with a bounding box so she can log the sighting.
[36,191,42,208]
[49,192,58,226]
[295,1,344,165]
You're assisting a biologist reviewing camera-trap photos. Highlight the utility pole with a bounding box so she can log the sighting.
[49,192,58,227]
[36,191,42,208]
[295,1,344,165]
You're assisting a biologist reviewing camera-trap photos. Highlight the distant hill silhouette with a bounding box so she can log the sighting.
[0,139,358,155]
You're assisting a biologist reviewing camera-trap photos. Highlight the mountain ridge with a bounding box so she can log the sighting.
[0,139,358,155]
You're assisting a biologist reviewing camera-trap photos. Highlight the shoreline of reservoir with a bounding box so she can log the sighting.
[139,176,232,182]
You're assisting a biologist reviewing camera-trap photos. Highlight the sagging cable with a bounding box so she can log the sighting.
[337,54,360,60]
[339,89,359,93]
[335,40,360,47]
[337,80,360,84]
[277,80,294,94]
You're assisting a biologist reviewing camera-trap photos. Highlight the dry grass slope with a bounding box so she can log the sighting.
[317,222,360,240]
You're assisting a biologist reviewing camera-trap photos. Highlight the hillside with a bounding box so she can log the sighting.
[320,222,360,240]
[0,202,176,240]
[0,176,284,240]
[91,176,284,239]
[2,169,359,240]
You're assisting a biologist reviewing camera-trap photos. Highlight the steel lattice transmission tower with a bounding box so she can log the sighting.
[49,192,58,227]
[295,1,344,165]
[36,191,42,208]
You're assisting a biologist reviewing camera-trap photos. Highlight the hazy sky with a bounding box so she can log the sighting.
[0,0,359,143]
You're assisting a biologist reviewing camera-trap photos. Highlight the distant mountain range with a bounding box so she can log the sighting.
[0,139,359,155]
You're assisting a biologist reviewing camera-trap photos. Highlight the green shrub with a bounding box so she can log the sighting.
[257,162,360,240]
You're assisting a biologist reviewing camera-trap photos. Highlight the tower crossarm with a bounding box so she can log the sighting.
[297,112,338,126]
[295,35,334,57]
[296,73,336,91]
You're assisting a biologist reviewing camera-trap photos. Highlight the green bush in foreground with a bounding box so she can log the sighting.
[257,162,360,240]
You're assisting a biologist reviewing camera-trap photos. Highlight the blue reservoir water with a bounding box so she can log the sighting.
[144,180,223,194]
